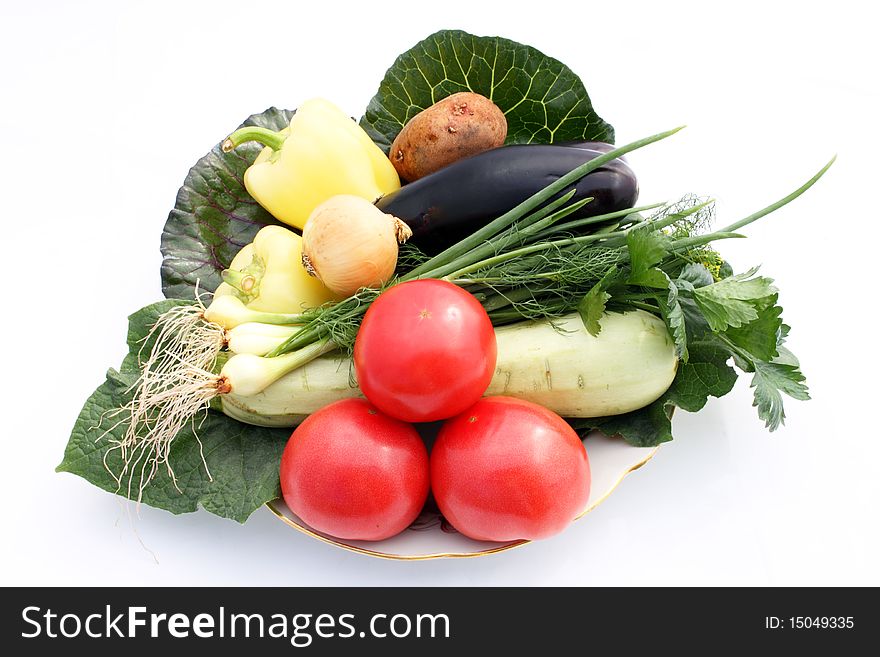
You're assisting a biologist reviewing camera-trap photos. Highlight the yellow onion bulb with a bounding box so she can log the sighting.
[301,195,412,297]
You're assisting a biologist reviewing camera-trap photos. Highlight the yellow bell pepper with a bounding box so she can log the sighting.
[213,225,338,314]
[221,98,400,230]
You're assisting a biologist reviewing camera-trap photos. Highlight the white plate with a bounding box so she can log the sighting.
[266,430,658,560]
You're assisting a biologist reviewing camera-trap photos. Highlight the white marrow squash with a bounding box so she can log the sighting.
[221,356,363,427]
[485,310,677,416]
[221,310,677,427]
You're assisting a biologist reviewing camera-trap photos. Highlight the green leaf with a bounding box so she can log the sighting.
[627,229,671,280]
[659,278,688,361]
[723,295,783,362]
[572,399,675,448]
[665,340,737,412]
[677,262,715,288]
[360,29,614,153]
[750,360,810,431]
[57,300,291,522]
[578,288,611,337]
[773,325,801,367]
[692,268,777,332]
[629,267,670,289]
[57,371,289,522]
[722,316,809,431]
[160,107,294,300]
[675,293,713,344]
[577,266,618,336]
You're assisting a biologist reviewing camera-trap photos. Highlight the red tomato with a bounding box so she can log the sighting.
[431,396,591,542]
[354,279,497,422]
[279,398,429,541]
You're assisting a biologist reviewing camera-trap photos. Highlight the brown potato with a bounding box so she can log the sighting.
[389,92,507,182]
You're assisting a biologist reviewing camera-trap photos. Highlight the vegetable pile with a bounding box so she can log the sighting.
[59,30,830,542]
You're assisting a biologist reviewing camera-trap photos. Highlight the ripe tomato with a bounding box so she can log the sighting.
[279,398,429,541]
[354,279,497,422]
[431,396,590,542]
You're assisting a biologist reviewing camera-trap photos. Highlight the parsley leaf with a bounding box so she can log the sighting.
[627,228,671,280]
[658,277,689,361]
[577,266,619,336]
[677,262,715,288]
[630,267,670,289]
[750,360,810,431]
[578,286,611,337]
[715,303,809,430]
[724,295,783,362]
[692,267,778,331]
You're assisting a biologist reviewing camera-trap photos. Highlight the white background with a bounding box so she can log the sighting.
[2,0,877,586]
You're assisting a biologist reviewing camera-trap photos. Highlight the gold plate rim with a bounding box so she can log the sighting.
[265,444,660,561]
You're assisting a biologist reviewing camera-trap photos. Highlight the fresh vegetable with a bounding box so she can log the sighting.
[376,143,638,253]
[162,30,617,301]
[301,195,412,297]
[486,310,676,416]
[217,344,337,397]
[195,223,335,332]
[360,30,614,153]
[354,280,497,422]
[213,225,337,313]
[221,309,677,427]
[389,91,507,182]
[101,128,827,501]
[159,223,329,367]
[225,323,299,356]
[221,98,400,230]
[279,399,429,541]
[431,397,591,542]
[220,351,365,428]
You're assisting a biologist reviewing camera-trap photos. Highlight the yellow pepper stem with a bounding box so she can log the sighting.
[221,126,286,153]
[221,268,259,295]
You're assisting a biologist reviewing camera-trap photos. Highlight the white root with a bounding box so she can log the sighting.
[100,299,228,502]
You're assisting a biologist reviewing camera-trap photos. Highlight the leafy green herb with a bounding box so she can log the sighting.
[577,266,618,336]
[578,285,611,337]
[160,108,293,299]
[723,296,783,362]
[626,228,671,281]
[360,29,614,153]
[749,360,810,431]
[658,278,688,361]
[714,308,809,432]
[692,268,778,332]
[57,301,289,522]
[677,262,716,288]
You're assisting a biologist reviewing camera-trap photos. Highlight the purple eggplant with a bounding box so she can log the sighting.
[376,143,638,253]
